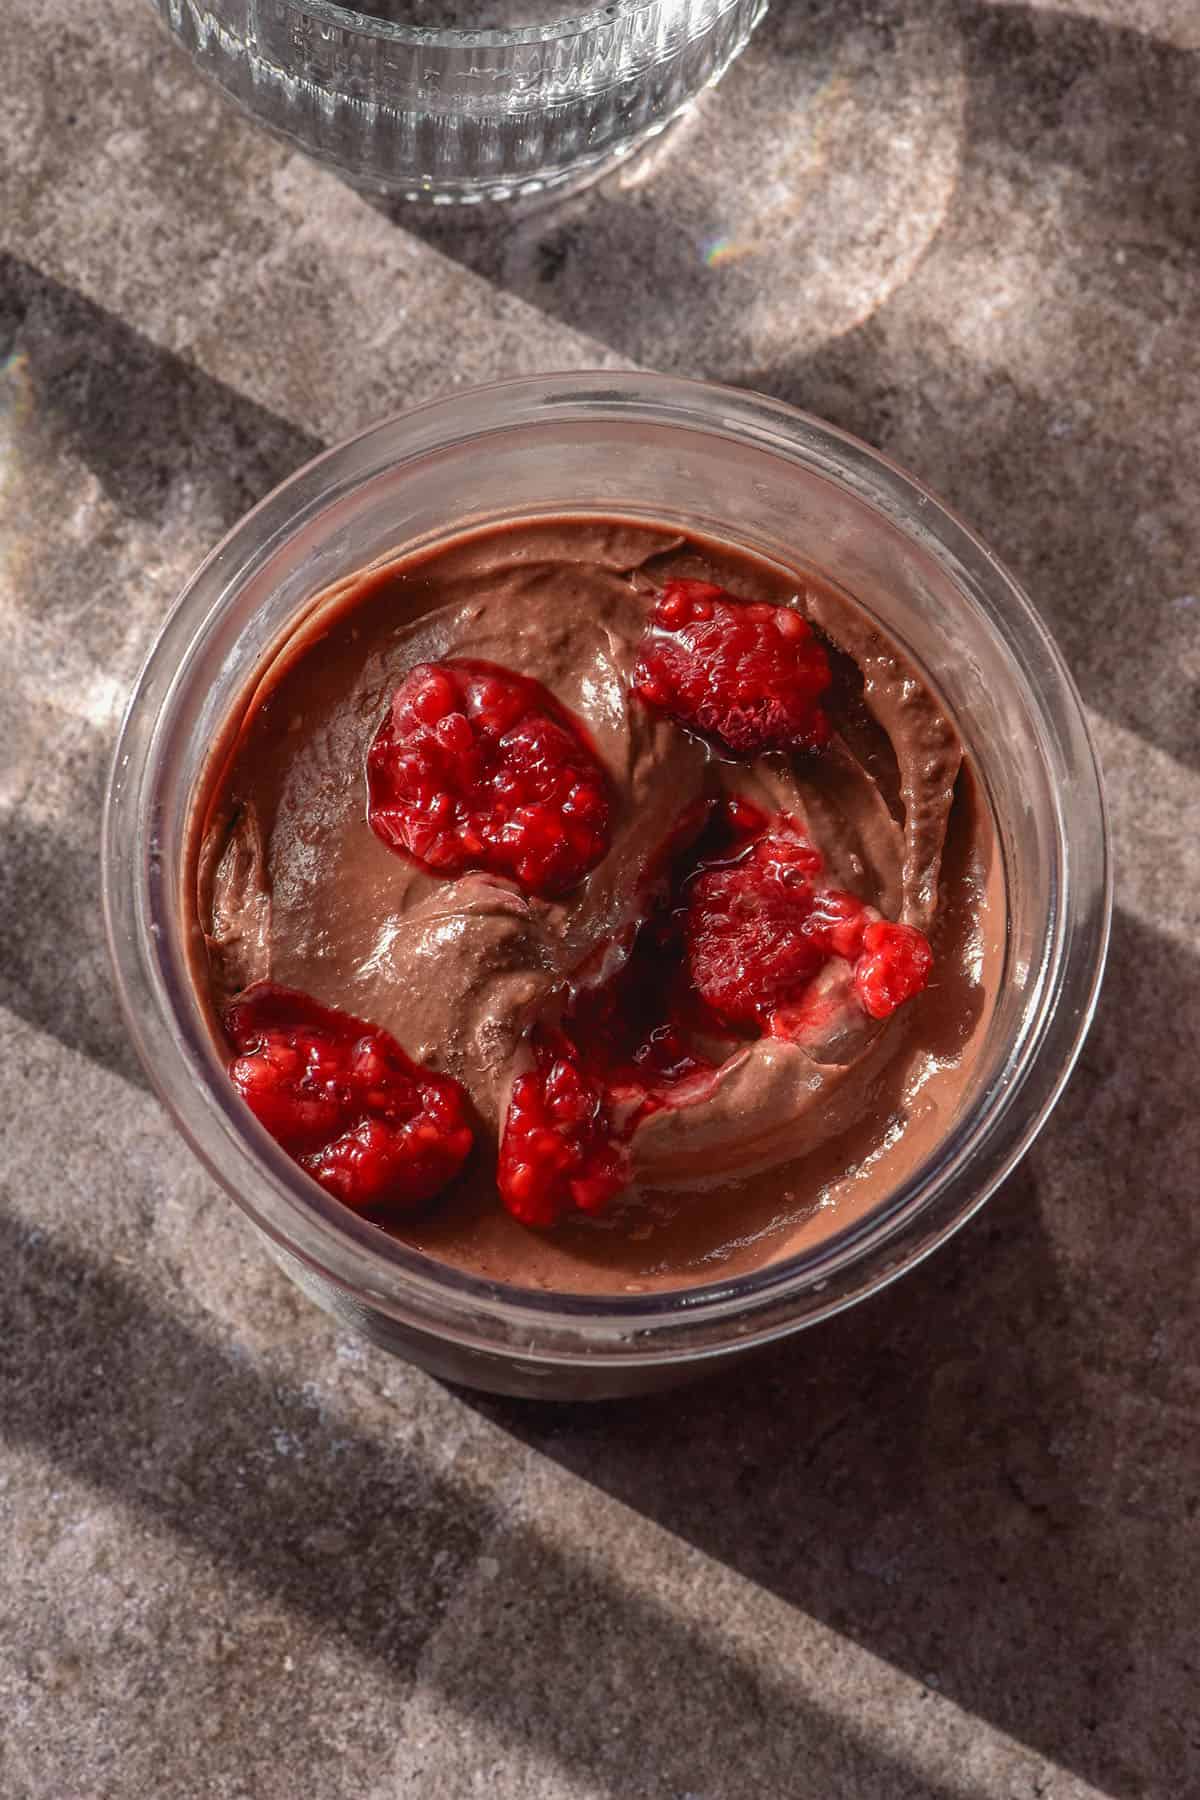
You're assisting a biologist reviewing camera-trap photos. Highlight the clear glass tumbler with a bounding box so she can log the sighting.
[103,373,1110,1399]
[150,0,768,201]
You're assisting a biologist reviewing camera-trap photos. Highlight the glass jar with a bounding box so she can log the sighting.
[150,0,768,202]
[103,373,1110,1398]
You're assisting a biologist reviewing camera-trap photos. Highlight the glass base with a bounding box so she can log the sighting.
[150,0,767,203]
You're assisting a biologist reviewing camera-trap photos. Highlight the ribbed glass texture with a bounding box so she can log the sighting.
[151,0,768,200]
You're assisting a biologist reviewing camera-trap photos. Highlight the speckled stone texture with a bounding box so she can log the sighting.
[1,3,1197,1796]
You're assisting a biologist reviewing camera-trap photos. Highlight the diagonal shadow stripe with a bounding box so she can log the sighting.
[0,1204,990,1800]
[0,250,320,538]
[1,253,321,1085]
[0,802,149,1091]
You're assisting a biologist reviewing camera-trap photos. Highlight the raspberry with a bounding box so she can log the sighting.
[633,580,832,755]
[367,659,610,899]
[497,1042,628,1228]
[224,983,473,1216]
[683,824,841,1031]
[681,813,931,1034]
[854,921,934,1021]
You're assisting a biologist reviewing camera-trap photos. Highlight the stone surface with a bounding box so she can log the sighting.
[1,2,1197,1796]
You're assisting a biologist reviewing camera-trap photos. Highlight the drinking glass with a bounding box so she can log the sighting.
[151,0,769,201]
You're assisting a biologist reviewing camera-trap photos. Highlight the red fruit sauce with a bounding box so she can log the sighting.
[853,920,935,1022]
[367,659,610,899]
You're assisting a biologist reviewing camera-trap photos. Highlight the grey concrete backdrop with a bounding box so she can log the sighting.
[1,2,1197,1796]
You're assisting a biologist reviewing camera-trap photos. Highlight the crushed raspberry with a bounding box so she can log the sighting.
[225,983,473,1216]
[854,921,934,1021]
[682,824,846,1032]
[496,943,717,1229]
[367,659,610,898]
[496,801,933,1228]
[498,1042,629,1228]
[496,886,719,1227]
[568,920,714,1093]
[633,580,832,755]
[681,810,932,1036]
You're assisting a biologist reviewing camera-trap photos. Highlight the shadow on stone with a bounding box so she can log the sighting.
[0,252,320,532]
[0,253,320,1084]
[1,1207,981,1799]
[0,802,149,1090]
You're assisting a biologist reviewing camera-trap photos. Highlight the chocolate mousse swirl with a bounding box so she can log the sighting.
[194,517,998,1285]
